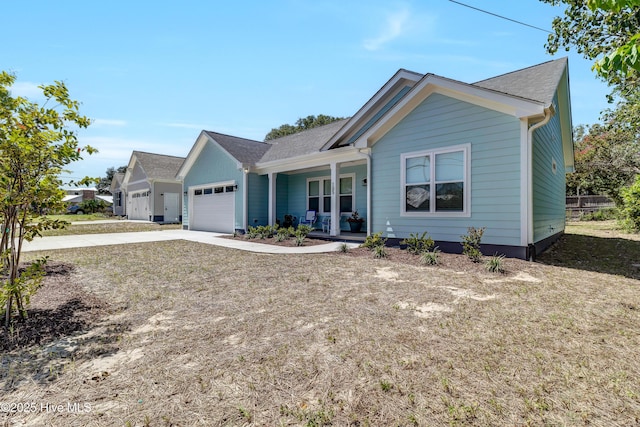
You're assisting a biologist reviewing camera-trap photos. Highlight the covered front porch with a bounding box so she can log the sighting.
[254,146,371,238]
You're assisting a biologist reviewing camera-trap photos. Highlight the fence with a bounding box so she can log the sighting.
[566,195,615,219]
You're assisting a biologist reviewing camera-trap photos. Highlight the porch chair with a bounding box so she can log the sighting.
[299,210,317,228]
[321,217,331,233]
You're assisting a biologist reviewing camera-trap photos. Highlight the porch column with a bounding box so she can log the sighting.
[330,162,340,236]
[268,172,276,226]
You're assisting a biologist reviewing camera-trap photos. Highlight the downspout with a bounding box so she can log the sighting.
[359,148,372,236]
[526,105,554,260]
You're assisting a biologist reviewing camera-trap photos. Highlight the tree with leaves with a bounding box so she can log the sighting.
[543,0,640,98]
[567,122,640,205]
[96,165,127,194]
[264,114,345,141]
[0,71,94,327]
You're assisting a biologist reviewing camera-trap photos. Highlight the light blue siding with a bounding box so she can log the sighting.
[182,140,244,229]
[532,93,566,243]
[247,173,268,227]
[371,92,522,246]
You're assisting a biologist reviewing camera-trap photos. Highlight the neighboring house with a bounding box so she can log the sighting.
[122,151,185,222]
[110,172,126,217]
[177,58,573,259]
[62,187,113,205]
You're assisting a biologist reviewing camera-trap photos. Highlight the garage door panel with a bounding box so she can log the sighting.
[129,191,149,220]
[191,190,234,233]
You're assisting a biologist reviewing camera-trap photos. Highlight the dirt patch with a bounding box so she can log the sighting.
[0,262,109,353]
[223,234,330,247]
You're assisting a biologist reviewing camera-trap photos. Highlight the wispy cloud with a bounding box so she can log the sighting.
[363,7,411,51]
[93,118,127,127]
[9,81,43,98]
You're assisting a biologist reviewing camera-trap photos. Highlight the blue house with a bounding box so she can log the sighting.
[176,58,573,259]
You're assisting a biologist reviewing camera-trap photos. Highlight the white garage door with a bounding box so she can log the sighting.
[190,185,235,233]
[129,191,150,220]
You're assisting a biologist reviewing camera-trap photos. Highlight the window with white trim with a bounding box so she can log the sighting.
[401,145,469,216]
[307,174,355,214]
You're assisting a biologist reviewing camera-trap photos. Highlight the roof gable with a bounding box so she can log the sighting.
[177,131,270,179]
[129,151,185,182]
[473,58,568,106]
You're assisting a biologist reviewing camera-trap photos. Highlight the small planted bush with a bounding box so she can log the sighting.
[461,227,485,263]
[485,253,505,273]
[295,224,314,238]
[337,242,350,253]
[294,233,306,246]
[421,247,441,265]
[401,231,434,254]
[245,226,259,239]
[373,244,388,259]
[362,232,387,250]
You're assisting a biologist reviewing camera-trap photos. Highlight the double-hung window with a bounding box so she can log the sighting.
[401,144,469,216]
[307,174,355,214]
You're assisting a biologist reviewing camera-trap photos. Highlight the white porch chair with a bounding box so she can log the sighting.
[321,217,331,233]
[299,210,317,227]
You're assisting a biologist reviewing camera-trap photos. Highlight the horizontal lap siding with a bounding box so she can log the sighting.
[532,93,566,243]
[371,92,522,246]
[248,173,268,227]
[183,141,243,229]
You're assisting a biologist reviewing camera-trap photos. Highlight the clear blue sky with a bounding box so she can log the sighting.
[3,0,611,181]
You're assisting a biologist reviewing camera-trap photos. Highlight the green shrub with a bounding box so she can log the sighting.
[337,242,350,253]
[245,226,259,239]
[295,224,313,238]
[362,232,386,250]
[461,227,485,263]
[294,234,306,246]
[579,208,619,221]
[373,244,388,259]
[421,247,441,265]
[401,231,434,254]
[621,177,640,231]
[485,254,505,273]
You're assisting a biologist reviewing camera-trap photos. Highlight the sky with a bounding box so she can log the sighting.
[3,0,613,182]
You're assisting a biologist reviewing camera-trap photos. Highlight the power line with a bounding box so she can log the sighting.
[448,0,553,34]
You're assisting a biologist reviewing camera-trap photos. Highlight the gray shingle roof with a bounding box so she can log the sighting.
[133,151,185,181]
[472,57,567,106]
[204,131,270,165]
[259,119,349,163]
[200,59,566,166]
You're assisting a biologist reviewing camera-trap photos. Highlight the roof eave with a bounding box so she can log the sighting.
[321,69,423,151]
[254,146,364,175]
[354,75,546,148]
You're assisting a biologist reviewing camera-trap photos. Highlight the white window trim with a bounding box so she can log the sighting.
[400,143,471,217]
[306,173,356,214]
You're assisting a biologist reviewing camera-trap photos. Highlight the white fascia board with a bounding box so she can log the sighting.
[321,69,423,151]
[356,76,546,148]
[254,146,365,175]
[121,153,138,186]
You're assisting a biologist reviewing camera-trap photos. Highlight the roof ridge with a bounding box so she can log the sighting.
[133,150,185,159]
[268,117,351,143]
[204,130,268,145]
[473,57,567,85]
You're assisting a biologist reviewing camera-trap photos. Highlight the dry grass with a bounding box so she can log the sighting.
[41,221,182,236]
[2,221,640,426]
